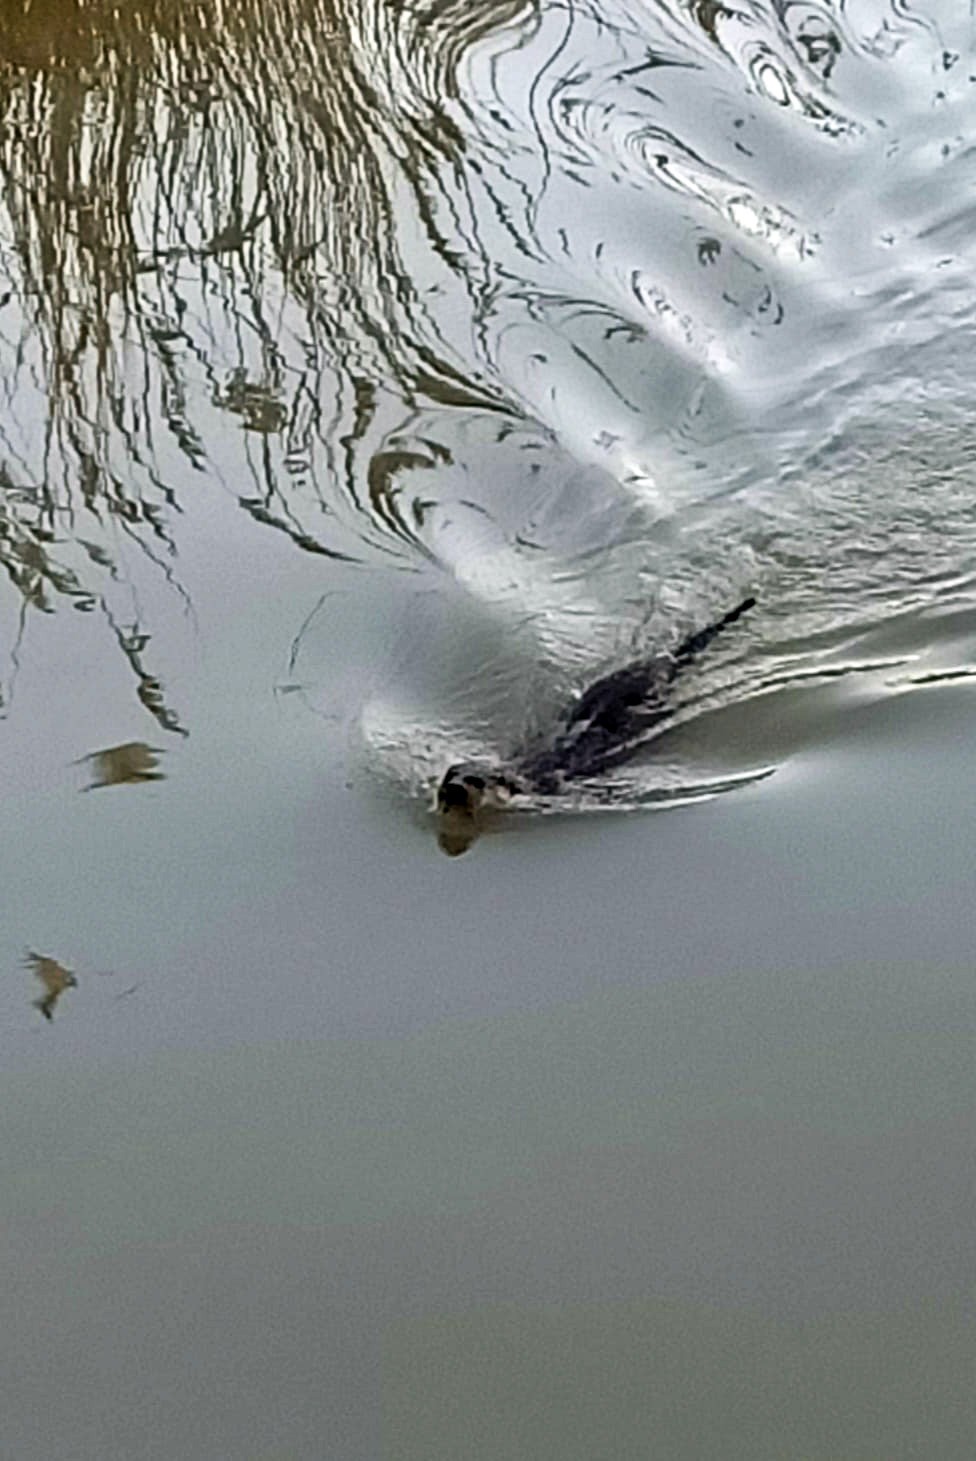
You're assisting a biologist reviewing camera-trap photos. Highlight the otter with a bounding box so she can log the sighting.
[436,595,756,855]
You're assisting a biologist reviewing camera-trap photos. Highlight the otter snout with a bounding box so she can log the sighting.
[437,770,486,815]
[435,763,518,855]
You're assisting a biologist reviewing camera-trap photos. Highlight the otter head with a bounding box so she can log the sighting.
[435,762,518,856]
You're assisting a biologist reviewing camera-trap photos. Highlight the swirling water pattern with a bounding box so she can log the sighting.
[353,0,976,801]
[0,0,974,810]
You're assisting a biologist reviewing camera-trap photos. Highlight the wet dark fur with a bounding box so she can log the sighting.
[437,595,755,816]
[519,595,756,792]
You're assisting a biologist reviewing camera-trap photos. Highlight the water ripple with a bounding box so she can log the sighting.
[0,0,973,813]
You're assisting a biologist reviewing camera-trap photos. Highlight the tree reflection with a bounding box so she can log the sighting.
[0,0,965,742]
[0,0,536,722]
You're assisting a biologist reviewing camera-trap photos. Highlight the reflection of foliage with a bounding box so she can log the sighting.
[0,0,950,744]
[0,0,538,489]
[0,475,91,614]
[213,370,287,436]
[0,0,536,723]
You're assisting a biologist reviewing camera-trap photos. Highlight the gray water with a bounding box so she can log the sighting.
[1,1,975,1456]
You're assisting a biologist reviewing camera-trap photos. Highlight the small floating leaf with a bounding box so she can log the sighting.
[77,741,164,791]
[25,952,77,1023]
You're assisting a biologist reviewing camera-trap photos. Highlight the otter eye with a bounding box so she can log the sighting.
[464,775,486,791]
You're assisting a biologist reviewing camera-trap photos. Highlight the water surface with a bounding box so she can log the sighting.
[1,0,975,1455]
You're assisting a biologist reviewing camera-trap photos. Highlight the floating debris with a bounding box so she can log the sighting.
[76,741,164,791]
[26,952,77,1022]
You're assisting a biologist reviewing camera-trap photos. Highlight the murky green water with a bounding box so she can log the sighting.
[1,0,975,1455]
